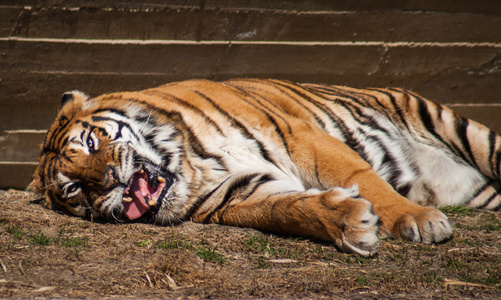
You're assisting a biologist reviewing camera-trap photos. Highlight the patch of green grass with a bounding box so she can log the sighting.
[478,214,501,231]
[455,267,501,286]
[195,246,225,264]
[440,205,476,217]
[312,246,324,254]
[156,238,195,251]
[421,259,433,266]
[136,240,151,247]
[155,236,225,264]
[56,229,89,248]
[353,256,369,265]
[356,275,370,286]
[483,274,501,286]
[254,256,270,269]
[460,214,501,232]
[414,271,442,284]
[388,252,406,262]
[454,238,482,247]
[243,236,306,259]
[445,258,467,271]
[6,225,24,240]
[60,236,89,248]
[244,236,272,252]
[30,232,51,246]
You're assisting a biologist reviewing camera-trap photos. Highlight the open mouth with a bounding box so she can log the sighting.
[122,164,173,220]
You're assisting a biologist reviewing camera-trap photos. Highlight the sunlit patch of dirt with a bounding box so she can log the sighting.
[0,189,500,299]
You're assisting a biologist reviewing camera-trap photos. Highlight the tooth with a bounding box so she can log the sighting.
[148,199,157,206]
[123,196,133,203]
[158,177,166,183]
[139,169,144,174]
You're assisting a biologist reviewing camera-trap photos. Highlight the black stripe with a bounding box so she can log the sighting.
[488,131,497,177]
[46,116,72,153]
[90,115,139,141]
[183,178,230,220]
[467,180,501,206]
[396,183,412,197]
[306,86,397,143]
[455,116,479,169]
[92,108,127,119]
[372,88,412,132]
[466,180,494,205]
[275,83,363,153]
[415,96,468,163]
[135,100,224,163]
[477,193,498,209]
[166,110,224,163]
[143,90,225,135]
[49,124,71,153]
[202,174,273,223]
[306,84,366,106]
[39,153,54,189]
[226,85,292,155]
[417,96,437,135]
[269,83,386,165]
[194,90,276,164]
[45,156,58,188]
[95,100,225,165]
[497,151,501,181]
[269,81,327,130]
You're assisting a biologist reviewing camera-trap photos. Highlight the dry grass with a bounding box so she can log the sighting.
[0,189,500,299]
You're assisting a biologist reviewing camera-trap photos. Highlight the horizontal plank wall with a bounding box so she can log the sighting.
[1,0,500,189]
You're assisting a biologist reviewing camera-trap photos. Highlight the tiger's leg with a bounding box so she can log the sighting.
[373,88,501,210]
[290,125,453,244]
[194,177,381,257]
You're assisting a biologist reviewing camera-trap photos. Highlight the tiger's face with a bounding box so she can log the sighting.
[30,91,186,224]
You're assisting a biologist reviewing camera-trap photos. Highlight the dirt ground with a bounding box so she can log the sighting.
[0,189,499,299]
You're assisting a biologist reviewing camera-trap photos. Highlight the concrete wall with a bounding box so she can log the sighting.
[1,0,500,189]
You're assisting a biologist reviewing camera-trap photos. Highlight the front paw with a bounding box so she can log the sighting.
[330,195,381,257]
[391,209,453,243]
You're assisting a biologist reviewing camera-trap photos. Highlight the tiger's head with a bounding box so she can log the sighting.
[30,90,188,224]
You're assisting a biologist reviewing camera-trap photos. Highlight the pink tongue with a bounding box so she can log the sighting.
[123,172,151,220]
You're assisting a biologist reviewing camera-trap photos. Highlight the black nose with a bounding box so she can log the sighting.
[103,165,120,190]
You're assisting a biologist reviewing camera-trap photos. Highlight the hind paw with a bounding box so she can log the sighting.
[392,209,453,244]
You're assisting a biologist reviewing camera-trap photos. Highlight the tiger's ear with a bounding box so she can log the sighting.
[61,90,89,107]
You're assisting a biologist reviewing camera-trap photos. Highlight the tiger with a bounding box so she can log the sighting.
[30,79,501,257]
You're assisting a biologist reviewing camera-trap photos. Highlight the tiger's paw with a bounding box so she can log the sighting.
[327,189,381,257]
[391,209,453,244]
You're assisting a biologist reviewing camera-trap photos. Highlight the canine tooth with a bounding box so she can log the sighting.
[123,196,133,203]
[158,177,166,183]
[139,169,144,174]
[148,199,157,206]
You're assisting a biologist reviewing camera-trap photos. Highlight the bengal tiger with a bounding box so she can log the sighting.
[30,79,501,256]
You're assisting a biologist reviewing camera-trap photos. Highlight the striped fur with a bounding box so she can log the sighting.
[30,79,501,256]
